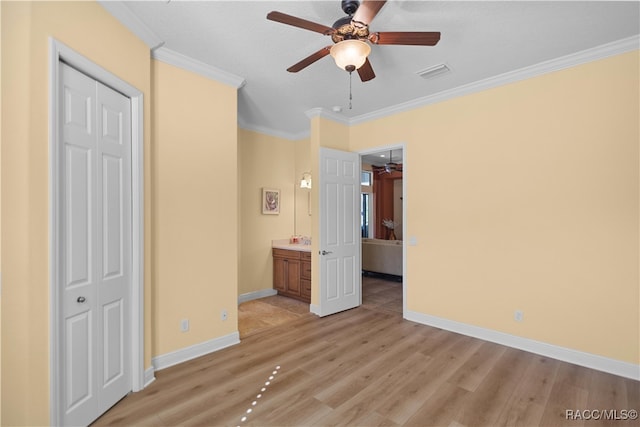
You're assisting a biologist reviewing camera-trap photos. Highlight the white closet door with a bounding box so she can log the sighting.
[60,62,131,426]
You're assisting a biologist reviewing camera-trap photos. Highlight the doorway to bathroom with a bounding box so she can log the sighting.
[359,145,405,315]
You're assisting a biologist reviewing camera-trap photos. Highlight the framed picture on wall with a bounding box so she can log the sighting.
[262,188,280,215]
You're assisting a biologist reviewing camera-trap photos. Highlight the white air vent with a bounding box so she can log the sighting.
[416,63,450,80]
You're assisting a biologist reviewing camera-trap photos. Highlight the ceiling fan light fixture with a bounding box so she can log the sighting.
[330,40,371,71]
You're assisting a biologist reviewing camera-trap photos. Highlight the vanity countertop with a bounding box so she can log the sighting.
[272,239,312,252]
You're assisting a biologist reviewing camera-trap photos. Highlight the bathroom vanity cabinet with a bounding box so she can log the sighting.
[273,248,311,303]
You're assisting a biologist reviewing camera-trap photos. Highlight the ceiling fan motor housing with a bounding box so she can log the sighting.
[333,0,369,43]
[341,0,360,16]
[331,21,370,43]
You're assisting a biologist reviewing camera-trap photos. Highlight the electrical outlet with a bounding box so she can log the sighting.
[181,318,189,332]
[221,309,228,321]
[514,310,524,322]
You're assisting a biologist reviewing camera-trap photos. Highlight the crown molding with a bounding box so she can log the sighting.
[246,36,638,136]
[100,1,246,88]
[97,2,637,139]
[238,118,309,141]
[305,107,351,125]
[98,1,164,49]
[152,47,246,89]
[350,35,640,126]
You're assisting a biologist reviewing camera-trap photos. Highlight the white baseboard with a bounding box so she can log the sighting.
[152,332,240,371]
[143,366,156,388]
[405,310,640,381]
[310,304,321,316]
[238,288,277,304]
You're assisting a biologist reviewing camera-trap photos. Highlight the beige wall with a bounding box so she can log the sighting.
[152,60,238,356]
[0,2,151,424]
[349,51,639,365]
[238,129,296,296]
[294,137,313,237]
[1,1,637,423]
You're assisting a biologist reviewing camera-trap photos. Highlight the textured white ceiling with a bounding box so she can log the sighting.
[119,1,639,139]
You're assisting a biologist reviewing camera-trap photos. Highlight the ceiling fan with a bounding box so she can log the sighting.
[267,0,441,82]
[372,150,403,174]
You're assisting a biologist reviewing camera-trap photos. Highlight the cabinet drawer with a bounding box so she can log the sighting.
[301,279,311,298]
[272,248,300,259]
[301,251,311,261]
[301,261,311,280]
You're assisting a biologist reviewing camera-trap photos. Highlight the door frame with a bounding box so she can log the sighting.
[358,143,407,316]
[48,38,145,425]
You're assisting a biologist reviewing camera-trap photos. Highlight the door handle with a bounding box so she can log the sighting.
[320,250,333,256]
[77,296,86,303]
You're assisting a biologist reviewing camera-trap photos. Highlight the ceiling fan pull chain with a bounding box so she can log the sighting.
[349,71,353,110]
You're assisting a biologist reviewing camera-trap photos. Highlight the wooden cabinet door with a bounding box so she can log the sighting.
[286,260,301,295]
[301,279,311,299]
[273,257,286,292]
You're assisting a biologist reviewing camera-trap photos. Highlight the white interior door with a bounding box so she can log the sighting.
[318,147,361,316]
[60,62,132,426]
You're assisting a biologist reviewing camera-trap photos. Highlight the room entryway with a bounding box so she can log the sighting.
[360,145,405,315]
[360,275,402,314]
[238,275,402,337]
[238,296,310,338]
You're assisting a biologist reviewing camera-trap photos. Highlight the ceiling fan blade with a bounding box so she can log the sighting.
[370,31,441,46]
[286,46,332,73]
[267,11,335,35]
[352,0,387,26]
[357,58,376,82]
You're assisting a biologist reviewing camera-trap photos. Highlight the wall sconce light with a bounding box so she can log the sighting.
[300,172,312,189]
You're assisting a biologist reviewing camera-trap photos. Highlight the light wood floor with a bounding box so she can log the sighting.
[238,275,402,338]
[94,277,638,427]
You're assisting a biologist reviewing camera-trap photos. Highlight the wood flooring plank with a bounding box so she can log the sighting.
[359,411,401,427]
[539,363,591,427]
[312,333,481,427]
[402,381,470,427]
[258,396,333,426]
[456,347,536,427]
[179,366,313,426]
[93,366,238,426]
[156,369,273,425]
[379,335,483,425]
[585,370,640,426]
[493,355,559,427]
[94,412,167,427]
[310,351,432,427]
[242,370,305,423]
[295,321,402,381]
[313,320,443,409]
[220,311,381,376]
[256,366,350,425]
[94,278,639,427]
[446,340,507,392]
